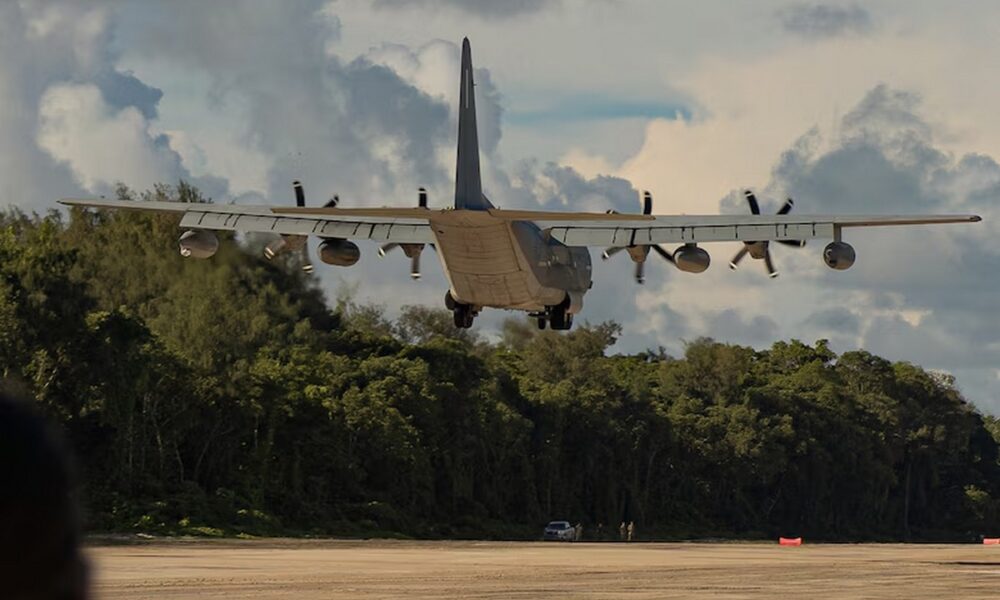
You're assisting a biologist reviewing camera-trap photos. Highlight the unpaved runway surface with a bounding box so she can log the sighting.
[88,539,1000,598]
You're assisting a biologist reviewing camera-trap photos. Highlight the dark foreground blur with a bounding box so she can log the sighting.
[0,393,88,599]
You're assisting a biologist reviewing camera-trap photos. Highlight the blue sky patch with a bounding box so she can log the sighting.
[505,95,691,126]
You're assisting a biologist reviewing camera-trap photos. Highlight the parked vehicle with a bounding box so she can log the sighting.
[543,520,576,541]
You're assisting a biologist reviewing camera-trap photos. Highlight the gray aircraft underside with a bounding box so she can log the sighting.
[61,38,981,331]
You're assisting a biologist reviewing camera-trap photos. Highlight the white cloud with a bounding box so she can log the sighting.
[37,83,183,192]
[7,0,1000,412]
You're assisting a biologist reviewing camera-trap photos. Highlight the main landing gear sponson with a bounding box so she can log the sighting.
[445,291,477,329]
[536,296,574,331]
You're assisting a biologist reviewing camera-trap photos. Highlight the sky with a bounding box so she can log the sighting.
[3,0,998,411]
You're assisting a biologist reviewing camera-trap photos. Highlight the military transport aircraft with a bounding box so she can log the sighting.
[61,38,981,331]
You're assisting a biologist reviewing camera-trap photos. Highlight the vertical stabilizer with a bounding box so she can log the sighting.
[454,38,491,210]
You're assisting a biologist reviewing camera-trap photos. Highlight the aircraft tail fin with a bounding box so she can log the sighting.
[454,38,492,211]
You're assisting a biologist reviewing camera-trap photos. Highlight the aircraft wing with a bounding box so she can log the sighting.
[59,198,436,244]
[59,198,981,247]
[543,213,982,246]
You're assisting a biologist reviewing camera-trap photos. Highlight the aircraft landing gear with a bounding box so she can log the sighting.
[453,304,475,328]
[537,316,547,330]
[549,307,573,330]
[446,291,476,329]
[546,297,574,331]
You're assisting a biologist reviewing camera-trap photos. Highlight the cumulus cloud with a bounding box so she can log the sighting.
[372,0,558,19]
[0,2,217,206]
[5,1,999,413]
[110,1,998,412]
[627,82,999,409]
[37,83,183,191]
[119,3,461,205]
[778,3,874,38]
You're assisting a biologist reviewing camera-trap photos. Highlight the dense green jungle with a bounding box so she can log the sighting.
[4,183,999,541]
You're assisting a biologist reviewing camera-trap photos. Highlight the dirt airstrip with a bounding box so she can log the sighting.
[88,539,1000,599]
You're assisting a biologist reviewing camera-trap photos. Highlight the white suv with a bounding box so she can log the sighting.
[543,521,576,541]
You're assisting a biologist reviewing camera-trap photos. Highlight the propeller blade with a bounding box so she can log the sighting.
[729,246,749,270]
[744,190,761,215]
[777,239,806,248]
[602,246,625,260]
[301,244,314,273]
[764,250,778,278]
[293,180,305,207]
[634,260,645,284]
[651,244,675,263]
[264,238,285,260]
[642,191,653,215]
[777,197,794,215]
[378,242,398,257]
[410,252,421,279]
[418,187,428,208]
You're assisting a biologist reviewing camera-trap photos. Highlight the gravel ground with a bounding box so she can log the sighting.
[87,539,1000,599]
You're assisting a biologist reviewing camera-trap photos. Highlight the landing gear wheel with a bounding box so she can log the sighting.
[452,304,475,329]
[550,308,567,330]
[537,317,547,330]
[546,294,576,331]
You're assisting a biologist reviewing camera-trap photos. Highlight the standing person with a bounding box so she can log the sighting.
[627,521,635,542]
[574,523,583,542]
[0,392,89,599]
[619,521,626,541]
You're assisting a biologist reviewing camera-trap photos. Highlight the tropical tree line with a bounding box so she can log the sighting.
[2,183,999,541]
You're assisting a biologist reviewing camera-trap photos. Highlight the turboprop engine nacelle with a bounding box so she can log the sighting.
[823,241,856,270]
[673,244,710,273]
[178,230,218,259]
[318,239,360,266]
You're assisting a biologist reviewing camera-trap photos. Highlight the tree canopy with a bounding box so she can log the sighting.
[2,183,998,541]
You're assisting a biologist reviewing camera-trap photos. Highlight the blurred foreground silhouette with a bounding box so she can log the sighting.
[0,393,88,599]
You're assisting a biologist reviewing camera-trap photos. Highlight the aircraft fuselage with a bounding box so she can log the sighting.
[429,210,591,313]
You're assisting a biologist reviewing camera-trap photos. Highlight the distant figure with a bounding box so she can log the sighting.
[0,393,89,599]
[627,521,635,542]
[574,523,583,542]
[619,521,626,541]
[597,522,605,540]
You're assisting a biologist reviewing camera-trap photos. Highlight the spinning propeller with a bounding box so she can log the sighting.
[728,190,805,278]
[378,188,433,279]
[264,180,338,272]
[601,191,675,284]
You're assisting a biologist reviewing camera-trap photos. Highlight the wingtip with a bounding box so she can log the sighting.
[972,215,983,222]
